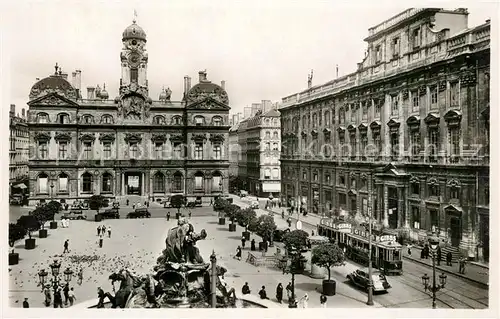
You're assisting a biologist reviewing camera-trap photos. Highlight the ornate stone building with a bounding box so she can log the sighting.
[9,104,29,187]
[280,8,489,261]
[27,19,230,204]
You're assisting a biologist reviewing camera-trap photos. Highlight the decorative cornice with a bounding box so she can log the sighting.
[124,133,142,143]
[99,133,116,142]
[209,133,225,142]
[447,179,461,188]
[443,110,462,127]
[418,85,427,96]
[78,133,96,142]
[406,115,421,131]
[460,71,477,87]
[34,132,51,141]
[151,133,167,142]
[424,112,440,128]
[191,133,207,141]
[438,81,447,92]
[169,134,183,142]
[54,132,71,141]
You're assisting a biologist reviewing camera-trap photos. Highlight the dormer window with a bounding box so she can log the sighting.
[154,116,165,125]
[173,116,182,125]
[102,115,113,124]
[58,113,69,124]
[412,28,421,49]
[375,45,382,63]
[83,115,93,124]
[37,113,49,124]
[212,116,222,126]
[392,37,400,57]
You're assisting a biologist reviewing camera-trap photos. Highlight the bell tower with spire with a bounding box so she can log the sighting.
[120,12,149,94]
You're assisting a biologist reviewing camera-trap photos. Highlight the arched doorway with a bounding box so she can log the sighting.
[124,172,142,195]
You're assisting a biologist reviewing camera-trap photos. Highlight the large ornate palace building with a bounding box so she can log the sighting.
[279,8,489,261]
[27,19,230,204]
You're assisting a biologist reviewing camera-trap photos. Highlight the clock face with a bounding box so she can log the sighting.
[128,53,141,67]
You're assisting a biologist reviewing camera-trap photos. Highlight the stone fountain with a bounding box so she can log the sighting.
[91,218,262,309]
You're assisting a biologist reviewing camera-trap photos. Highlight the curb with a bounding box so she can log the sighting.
[403,255,488,288]
[264,209,318,229]
[470,261,489,270]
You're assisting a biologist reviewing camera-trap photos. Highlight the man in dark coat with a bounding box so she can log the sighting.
[241,237,246,249]
[22,298,29,308]
[97,225,101,236]
[276,283,283,303]
[166,211,171,221]
[446,252,453,266]
[97,287,106,308]
[54,288,63,308]
[436,246,442,266]
[63,283,70,305]
[242,282,251,295]
[250,239,256,251]
[63,240,69,254]
[235,246,242,261]
[258,286,269,299]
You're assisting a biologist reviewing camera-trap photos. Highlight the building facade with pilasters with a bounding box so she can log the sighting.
[280,8,489,261]
[27,19,230,204]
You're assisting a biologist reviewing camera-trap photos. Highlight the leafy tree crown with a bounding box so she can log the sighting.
[283,229,309,251]
[311,242,346,268]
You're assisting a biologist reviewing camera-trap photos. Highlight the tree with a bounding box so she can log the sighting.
[283,229,309,252]
[9,223,27,253]
[213,198,229,212]
[88,195,106,212]
[16,215,40,239]
[46,200,62,213]
[236,208,257,230]
[224,204,240,222]
[32,205,56,229]
[255,215,277,241]
[311,242,346,281]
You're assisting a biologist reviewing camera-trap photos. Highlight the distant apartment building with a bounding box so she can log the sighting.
[9,104,29,187]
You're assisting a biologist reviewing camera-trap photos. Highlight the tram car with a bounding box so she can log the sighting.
[317,218,403,275]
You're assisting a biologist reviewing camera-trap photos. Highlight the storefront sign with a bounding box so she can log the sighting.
[379,235,397,242]
[335,223,352,230]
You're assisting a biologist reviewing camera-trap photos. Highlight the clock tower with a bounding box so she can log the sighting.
[120,18,148,94]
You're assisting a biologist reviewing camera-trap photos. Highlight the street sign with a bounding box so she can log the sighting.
[296,220,302,230]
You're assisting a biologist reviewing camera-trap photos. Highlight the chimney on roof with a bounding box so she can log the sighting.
[10,104,15,117]
[198,70,208,83]
[75,70,82,98]
[184,76,192,96]
[87,86,96,99]
[221,80,226,90]
[21,108,25,118]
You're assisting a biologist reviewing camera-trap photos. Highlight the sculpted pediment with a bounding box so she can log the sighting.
[79,133,96,142]
[33,132,51,141]
[54,132,71,141]
[117,94,151,121]
[186,97,230,110]
[151,133,167,142]
[28,93,79,107]
[124,133,143,143]
[99,133,116,142]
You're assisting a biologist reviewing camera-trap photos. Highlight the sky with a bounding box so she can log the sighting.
[1,1,495,116]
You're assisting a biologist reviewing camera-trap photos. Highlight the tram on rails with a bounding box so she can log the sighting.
[317,218,403,275]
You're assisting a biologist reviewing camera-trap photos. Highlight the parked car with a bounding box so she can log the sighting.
[63,208,86,220]
[112,201,120,209]
[238,190,248,197]
[81,200,89,210]
[99,208,120,219]
[250,201,259,209]
[194,197,203,207]
[347,268,391,293]
[127,208,151,219]
[102,198,110,207]
[10,195,23,205]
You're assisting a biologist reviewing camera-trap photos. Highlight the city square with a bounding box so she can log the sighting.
[5,2,493,315]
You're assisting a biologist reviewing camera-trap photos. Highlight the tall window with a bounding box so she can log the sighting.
[195,173,204,190]
[58,173,68,192]
[412,28,421,48]
[428,128,439,162]
[38,173,48,193]
[350,106,357,123]
[173,142,182,159]
[38,113,48,123]
[430,209,438,231]
[213,143,222,160]
[360,135,368,157]
[392,37,400,57]
[449,127,460,162]
[412,91,419,112]
[173,173,183,192]
[103,142,111,159]
[130,68,138,82]
[373,133,381,158]
[362,103,368,120]
[350,134,356,158]
[272,168,279,179]
[430,85,438,108]
[375,45,382,63]
[129,143,139,159]
[195,116,204,126]
[411,131,421,158]
[265,142,270,151]
[450,185,460,200]
[83,142,92,159]
[391,95,399,116]
[153,173,165,193]
[339,134,345,157]
[429,183,439,197]
[375,101,381,118]
[58,142,68,159]
[265,131,271,139]
[102,173,112,192]
[173,116,182,125]
[411,181,420,196]
[325,111,330,126]
[82,173,92,193]
[390,133,399,159]
[155,142,163,159]
[194,142,203,159]
[58,114,69,124]
[412,206,421,229]
[339,108,345,124]
[273,131,279,139]
[212,174,222,192]
[39,141,48,159]
[213,117,222,126]
[449,82,459,108]
[312,113,318,128]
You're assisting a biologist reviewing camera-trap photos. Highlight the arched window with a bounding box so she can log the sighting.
[38,173,49,194]
[173,172,183,192]
[37,113,49,124]
[102,172,113,193]
[339,108,345,125]
[194,171,204,190]
[101,114,113,124]
[82,115,94,124]
[265,131,271,139]
[153,116,165,125]
[324,111,330,126]
[302,115,307,128]
[313,113,318,128]
[58,173,68,193]
[57,113,70,124]
[153,172,165,193]
[212,116,223,126]
[194,116,205,126]
[82,172,92,193]
[212,171,222,192]
[273,131,279,139]
[173,116,182,125]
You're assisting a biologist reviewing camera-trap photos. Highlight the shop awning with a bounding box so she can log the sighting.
[13,183,27,189]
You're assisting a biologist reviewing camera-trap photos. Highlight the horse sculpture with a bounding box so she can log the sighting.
[107,269,158,308]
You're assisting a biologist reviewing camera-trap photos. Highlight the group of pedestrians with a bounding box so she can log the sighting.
[42,283,77,308]
[407,242,467,274]
[241,282,318,308]
[96,224,111,248]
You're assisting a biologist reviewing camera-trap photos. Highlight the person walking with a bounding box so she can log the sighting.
[300,293,309,308]
[99,234,104,248]
[63,239,70,254]
[459,256,467,274]
[286,282,292,302]
[107,225,112,238]
[258,286,269,300]
[166,211,171,221]
[241,282,251,295]
[63,283,70,306]
[241,236,246,249]
[126,199,129,206]
[54,288,63,308]
[101,224,106,234]
[276,283,283,304]
[97,225,102,237]
[250,239,256,251]
[235,246,242,261]
[281,210,285,219]
[407,243,412,256]
[287,217,292,228]
[446,252,453,266]
[188,211,192,219]
[436,246,442,266]
[320,294,327,308]
[77,268,83,285]
[68,287,76,306]
[22,297,29,308]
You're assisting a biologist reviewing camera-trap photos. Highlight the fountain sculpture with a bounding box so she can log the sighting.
[101,218,238,308]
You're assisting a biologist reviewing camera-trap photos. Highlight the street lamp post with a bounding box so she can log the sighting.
[287,247,298,308]
[38,260,73,308]
[366,206,374,306]
[50,182,55,201]
[421,238,447,309]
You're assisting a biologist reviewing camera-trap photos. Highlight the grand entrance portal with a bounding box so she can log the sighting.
[388,186,398,229]
[450,217,461,247]
[125,172,142,195]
